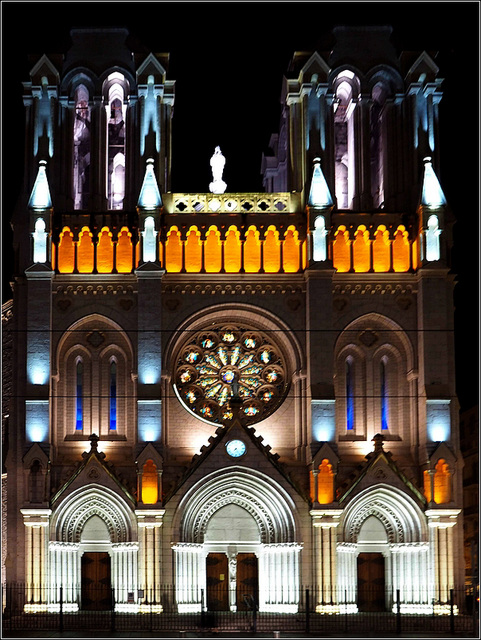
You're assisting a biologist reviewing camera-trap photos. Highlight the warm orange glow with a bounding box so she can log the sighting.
[185,226,202,272]
[392,226,410,272]
[264,226,280,273]
[141,459,158,504]
[423,470,432,502]
[333,226,350,272]
[51,240,56,270]
[373,225,390,272]
[224,226,241,272]
[318,459,334,504]
[353,225,370,272]
[97,227,114,273]
[158,240,163,267]
[302,240,307,269]
[77,227,94,273]
[411,237,419,271]
[58,227,75,273]
[116,227,133,273]
[283,225,300,273]
[244,226,260,273]
[434,459,451,504]
[165,226,182,272]
[135,240,140,268]
[204,226,222,272]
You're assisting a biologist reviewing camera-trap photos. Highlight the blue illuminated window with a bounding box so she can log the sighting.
[346,359,354,430]
[109,360,117,431]
[76,360,83,431]
[381,359,389,431]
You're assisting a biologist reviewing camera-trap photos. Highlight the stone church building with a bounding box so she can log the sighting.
[4,25,464,615]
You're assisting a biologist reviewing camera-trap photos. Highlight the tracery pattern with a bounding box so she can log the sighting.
[174,324,288,425]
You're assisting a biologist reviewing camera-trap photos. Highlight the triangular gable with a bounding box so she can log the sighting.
[51,434,135,507]
[311,442,339,470]
[338,435,426,506]
[405,51,439,84]
[29,54,60,84]
[136,52,167,83]
[164,414,308,504]
[428,441,457,468]
[300,52,330,84]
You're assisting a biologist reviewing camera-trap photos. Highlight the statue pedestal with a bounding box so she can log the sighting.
[209,179,227,194]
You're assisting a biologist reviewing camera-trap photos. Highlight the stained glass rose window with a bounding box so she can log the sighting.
[174,324,288,425]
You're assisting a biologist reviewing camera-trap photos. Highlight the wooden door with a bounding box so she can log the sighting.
[81,552,112,610]
[236,553,258,611]
[357,552,385,612]
[206,553,229,611]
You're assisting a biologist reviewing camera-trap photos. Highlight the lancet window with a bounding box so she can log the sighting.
[105,74,127,210]
[380,357,389,431]
[333,71,358,209]
[75,359,84,431]
[109,359,117,432]
[73,84,91,210]
[346,358,355,431]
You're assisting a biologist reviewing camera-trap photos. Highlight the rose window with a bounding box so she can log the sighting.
[174,324,288,425]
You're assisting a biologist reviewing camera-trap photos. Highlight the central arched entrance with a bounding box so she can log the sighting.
[173,467,302,612]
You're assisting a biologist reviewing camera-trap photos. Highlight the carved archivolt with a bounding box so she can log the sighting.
[348,499,404,543]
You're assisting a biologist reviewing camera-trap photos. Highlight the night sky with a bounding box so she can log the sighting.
[1,1,479,411]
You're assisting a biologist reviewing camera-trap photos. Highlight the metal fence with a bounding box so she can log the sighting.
[2,584,479,636]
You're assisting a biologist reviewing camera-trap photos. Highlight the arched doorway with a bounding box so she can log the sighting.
[173,467,302,613]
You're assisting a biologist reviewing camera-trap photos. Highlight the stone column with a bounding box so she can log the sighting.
[20,509,51,612]
[172,543,204,612]
[258,543,302,613]
[48,541,80,612]
[337,542,357,612]
[135,509,165,612]
[426,508,461,611]
[111,542,139,611]
[310,509,342,612]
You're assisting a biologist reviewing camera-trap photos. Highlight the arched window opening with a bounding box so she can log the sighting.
[332,226,350,272]
[204,226,222,273]
[392,226,410,272]
[373,225,390,272]
[263,226,280,273]
[346,358,354,431]
[76,359,83,431]
[334,72,357,209]
[109,359,117,431]
[142,460,158,504]
[33,218,48,264]
[77,226,94,273]
[224,226,241,272]
[165,226,182,272]
[283,225,300,272]
[116,227,133,272]
[318,459,334,504]
[97,226,114,273]
[142,216,157,263]
[185,226,202,272]
[434,459,451,504]
[380,357,389,431]
[73,84,91,210]
[313,216,327,262]
[425,215,441,261]
[58,227,75,273]
[244,226,261,273]
[106,79,126,210]
[353,225,370,272]
[370,83,387,208]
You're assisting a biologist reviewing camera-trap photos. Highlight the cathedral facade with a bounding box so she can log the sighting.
[4,26,464,615]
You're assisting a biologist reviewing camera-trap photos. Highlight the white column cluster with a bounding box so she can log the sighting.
[172,543,204,612]
[258,543,302,613]
[390,542,431,612]
[21,509,51,613]
[48,541,80,612]
[136,509,165,612]
[426,509,461,613]
[336,543,357,613]
[310,509,342,613]
[111,542,139,612]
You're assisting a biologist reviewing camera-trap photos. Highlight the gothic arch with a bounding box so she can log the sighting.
[341,484,428,544]
[51,484,136,544]
[175,467,298,544]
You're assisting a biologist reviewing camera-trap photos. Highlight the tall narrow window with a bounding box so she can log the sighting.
[106,78,126,210]
[380,358,389,431]
[346,359,354,430]
[73,85,91,210]
[334,72,357,209]
[76,360,83,431]
[109,360,117,431]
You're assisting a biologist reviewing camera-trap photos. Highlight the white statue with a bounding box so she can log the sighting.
[209,146,227,194]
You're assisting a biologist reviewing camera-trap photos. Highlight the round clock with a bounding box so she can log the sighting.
[226,439,246,458]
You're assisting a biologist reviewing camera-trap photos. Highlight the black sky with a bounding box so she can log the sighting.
[1,1,479,410]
